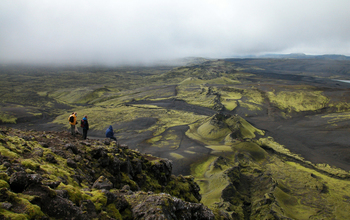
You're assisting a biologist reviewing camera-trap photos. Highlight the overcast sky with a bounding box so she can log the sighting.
[1,0,350,65]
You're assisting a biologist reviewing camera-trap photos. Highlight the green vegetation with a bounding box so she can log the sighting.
[0,112,17,124]
[2,58,350,218]
[267,90,329,112]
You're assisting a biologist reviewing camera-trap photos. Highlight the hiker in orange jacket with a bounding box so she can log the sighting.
[68,112,78,136]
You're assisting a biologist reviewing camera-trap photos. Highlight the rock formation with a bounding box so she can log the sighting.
[0,127,214,219]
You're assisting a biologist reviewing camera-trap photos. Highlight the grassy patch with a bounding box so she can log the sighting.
[0,112,17,124]
[267,90,329,112]
[191,155,231,207]
[169,152,184,159]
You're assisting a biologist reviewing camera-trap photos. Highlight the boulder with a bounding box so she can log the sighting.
[33,147,44,157]
[45,153,58,164]
[127,192,215,220]
[80,200,97,218]
[67,158,77,168]
[39,142,49,148]
[92,176,113,190]
[65,143,78,154]
[24,184,88,220]
[9,171,31,193]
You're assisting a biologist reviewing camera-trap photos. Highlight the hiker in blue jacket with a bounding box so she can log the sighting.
[106,125,117,141]
[81,115,89,140]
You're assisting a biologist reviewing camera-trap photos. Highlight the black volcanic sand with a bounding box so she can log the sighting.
[248,114,350,171]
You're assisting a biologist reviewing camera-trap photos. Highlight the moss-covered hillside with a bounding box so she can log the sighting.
[189,114,350,219]
[0,127,214,219]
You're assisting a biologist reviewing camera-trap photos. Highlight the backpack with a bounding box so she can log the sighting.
[80,119,85,128]
[69,115,74,123]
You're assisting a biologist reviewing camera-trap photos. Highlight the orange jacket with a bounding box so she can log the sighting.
[68,114,77,125]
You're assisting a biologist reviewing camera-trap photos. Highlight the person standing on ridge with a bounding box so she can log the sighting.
[81,115,89,140]
[106,125,117,141]
[68,112,77,136]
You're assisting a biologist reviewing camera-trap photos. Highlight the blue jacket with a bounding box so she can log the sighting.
[82,117,89,130]
[106,125,114,138]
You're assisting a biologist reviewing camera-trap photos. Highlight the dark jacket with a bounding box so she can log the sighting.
[106,125,114,138]
[82,117,89,130]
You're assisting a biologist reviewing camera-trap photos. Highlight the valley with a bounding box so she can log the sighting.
[2,58,350,218]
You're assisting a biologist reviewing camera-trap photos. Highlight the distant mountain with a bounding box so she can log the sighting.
[235,53,350,60]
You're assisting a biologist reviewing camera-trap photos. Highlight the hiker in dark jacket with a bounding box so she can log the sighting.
[82,115,89,140]
[106,125,117,141]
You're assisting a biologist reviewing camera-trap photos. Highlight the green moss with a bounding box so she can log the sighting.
[329,102,350,112]
[191,155,234,208]
[259,137,306,161]
[0,209,27,220]
[221,99,238,111]
[165,178,199,203]
[244,89,264,105]
[139,173,161,193]
[179,77,204,85]
[57,184,90,205]
[120,208,133,219]
[274,187,298,206]
[191,155,218,178]
[40,156,78,186]
[0,145,19,158]
[0,112,17,124]
[106,203,122,220]
[20,197,45,219]
[121,173,139,191]
[267,90,329,112]
[90,190,107,212]
[0,172,9,181]
[238,101,262,111]
[197,119,231,141]
[21,159,40,171]
[53,105,205,133]
[205,145,234,154]
[233,142,267,162]
[321,112,350,127]
[169,152,184,159]
[146,135,163,144]
[176,85,217,109]
[0,179,9,188]
[187,115,264,147]
[0,194,45,219]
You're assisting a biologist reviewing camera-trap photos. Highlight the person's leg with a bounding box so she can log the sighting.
[83,129,87,139]
[110,136,117,141]
[71,125,75,135]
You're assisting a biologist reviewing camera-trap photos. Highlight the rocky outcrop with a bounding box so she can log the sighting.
[126,192,214,219]
[0,127,211,219]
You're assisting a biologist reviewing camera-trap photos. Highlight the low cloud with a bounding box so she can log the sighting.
[1,0,350,65]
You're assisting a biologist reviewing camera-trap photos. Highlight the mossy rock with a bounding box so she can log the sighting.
[0,179,9,188]
[21,159,40,171]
